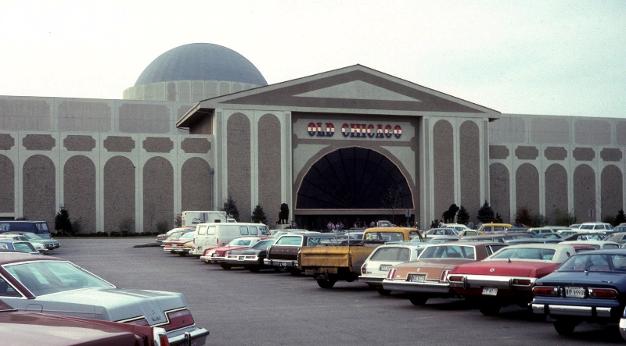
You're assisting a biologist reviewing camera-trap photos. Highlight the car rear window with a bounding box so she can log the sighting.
[364,232,403,242]
[560,254,626,272]
[419,245,475,259]
[276,236,301,246]
[490,247,555,261]
[370,247,411,261]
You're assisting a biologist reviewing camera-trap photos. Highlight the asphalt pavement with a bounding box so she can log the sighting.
[52,237,620,346]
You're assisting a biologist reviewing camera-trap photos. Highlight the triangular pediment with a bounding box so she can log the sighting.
[293,80,421,102]
[178,65,499,127]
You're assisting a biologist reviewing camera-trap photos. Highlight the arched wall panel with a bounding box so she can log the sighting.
[433,120,454,219]
[104,156,135,232]
[574,164,596,222]
[182,158,213,211]
[227,113,251,221]
[515,163,539,217]
[143,157,173,232]
[460,121,480,220]
[23,155,55,228]
[0,155,14,213]
[64,155,96,233]
[545,164,568,223]
[601,165,623,220]
[258,114,281,225]
[489,163,510,222]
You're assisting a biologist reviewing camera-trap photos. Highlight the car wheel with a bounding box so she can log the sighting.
[220,264,232,270]
[316,278,337,289]
[553,319,577,336]
[479,302,501,316]
[409,294,428,305]
[377,288,391,296]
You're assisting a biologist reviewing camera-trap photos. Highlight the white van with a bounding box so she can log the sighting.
[192,222,269,256]
[182,211,230,227]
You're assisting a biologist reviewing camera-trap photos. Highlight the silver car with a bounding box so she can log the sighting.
[0,252,208,345]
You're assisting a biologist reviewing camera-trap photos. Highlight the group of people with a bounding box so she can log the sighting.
[326,221,346,231]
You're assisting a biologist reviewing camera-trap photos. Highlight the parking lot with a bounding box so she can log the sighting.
[53,237,621,346]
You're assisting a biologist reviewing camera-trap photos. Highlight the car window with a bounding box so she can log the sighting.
[13,242,35,253]
[560,254,619,272]
[0,276,21,297]
[198,226,207,235]
[248,226,258,236]
[364,232,403,242]
[0,243,8,250]
[276,236,301,246]
[487,244,507,254]
[604,244,619,249]
[258,226,269,236]
[239,226,249,235]
[420,245,475,259]
[4,261,113,296]
[370,247,411,261]
[580,225,594,230]
[490,247,555,260]
[251,240,274,249]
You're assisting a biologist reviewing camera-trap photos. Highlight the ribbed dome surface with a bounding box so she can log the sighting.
[135,43,267,86]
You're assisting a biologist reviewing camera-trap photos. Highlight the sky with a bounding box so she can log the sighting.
[1,0,625,117]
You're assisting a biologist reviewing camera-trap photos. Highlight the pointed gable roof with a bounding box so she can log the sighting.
[177,65,499,127]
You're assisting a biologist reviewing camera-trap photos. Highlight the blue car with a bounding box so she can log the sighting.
[532,249,626,339]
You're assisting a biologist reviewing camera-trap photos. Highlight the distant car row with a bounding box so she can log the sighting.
[156,222,626,340]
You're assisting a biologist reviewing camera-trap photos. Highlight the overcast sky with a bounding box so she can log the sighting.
[1,0,624,117]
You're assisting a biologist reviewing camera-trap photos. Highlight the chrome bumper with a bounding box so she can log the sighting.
[168,327,210,346]
[532,303,612,317]
[452,274,535,289]
[358,275,385,285]
[382,279,451,293]
[264,259,297,267]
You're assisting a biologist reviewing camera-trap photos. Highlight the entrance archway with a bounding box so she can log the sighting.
[295,147,413,230]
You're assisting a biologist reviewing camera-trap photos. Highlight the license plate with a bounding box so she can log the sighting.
[238,256,244,261]
[379,264,392,272]
[565,287,585,298]
[482,287,498,296]
[407,274,426,283]
[279,262,287,267]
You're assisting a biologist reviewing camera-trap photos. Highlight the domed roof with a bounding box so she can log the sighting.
[135,43,267,86]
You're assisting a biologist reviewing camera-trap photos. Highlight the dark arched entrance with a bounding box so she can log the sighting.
[296,147,413,230]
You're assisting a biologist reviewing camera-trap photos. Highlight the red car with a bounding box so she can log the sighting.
[448,243,576,315]
[200,237,263,268]
[0,299,168,346]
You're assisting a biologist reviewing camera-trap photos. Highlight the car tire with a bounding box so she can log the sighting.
[553,320,577,336]
[377,288,391,296]
[479,303,501,316]
[316,278,337,289]
[220,264,232,270]
[408,294,428,305]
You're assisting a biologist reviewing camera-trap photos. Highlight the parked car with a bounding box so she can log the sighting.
[359,243,423,295]
[441,223,474,234]
[0,252,209,345]
[532,249,626,339]
[425,228,459,237]
[200,236,263,267]
[156,226,195,245]
[447,243,576,315]
[578,222,613,232]
[477,223,512,233]
[0,239,38,254]
[0,220,51,239]
[192,222,269,256]
[222,238,277,272]
[556,229,580,239]
[559,240,620,250]
[382,242,506,305]
[162,229,195,255]
[505,238,562,245]
[615,223,626,233]
[563,232,607,241]
[527,227,559,237]
[265,233,339,274]
[607,232,626,245]
[0,299,168,346]
[0,232,59,252]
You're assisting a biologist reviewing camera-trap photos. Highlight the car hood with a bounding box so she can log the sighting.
[450,260,559,278]
[34,287,186,325]
[537,271,626,287]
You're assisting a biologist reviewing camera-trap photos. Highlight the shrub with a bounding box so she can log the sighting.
[553,209,576,226]
[515,208,532,227]
[222,196,240,221]
[251,205,267,224]
[477,201,495,223]
[156,221,169,234]
[456,206,470,225]
[612,209,626,226]
[118,218,134,233]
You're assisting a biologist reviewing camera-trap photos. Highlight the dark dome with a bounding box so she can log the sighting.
[135,43,267,86]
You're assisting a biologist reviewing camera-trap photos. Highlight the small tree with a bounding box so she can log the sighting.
[515,207,533,226]
[477,201,495,223]
[252,205,267,224]
[456,206,470,225]
[174,213,182,227]
[278,203,289,224]
[494,213,503,223]
[613,209,626,226]
[442,204,459,223]
[222,196,239,221]
[54,207,73,236]
[554,209,576,226]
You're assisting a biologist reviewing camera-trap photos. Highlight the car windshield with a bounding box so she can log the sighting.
[559,254,626,272]
[419,245,475,259]
[7,232,41,241]
[251,240,274,249]
[229,239,253,246]
[4,261,113,296]
[180,232,194,239]
[370,247,411,261]
[13,242,36,253]
[580,225,595,230]
[489,247,555,261]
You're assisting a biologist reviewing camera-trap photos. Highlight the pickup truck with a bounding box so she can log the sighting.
[299,227,421,288]
[264,232,339,274]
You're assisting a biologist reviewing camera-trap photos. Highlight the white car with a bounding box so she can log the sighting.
[559,240,620,250]
[359,243,423,295]
[578,222,613,232]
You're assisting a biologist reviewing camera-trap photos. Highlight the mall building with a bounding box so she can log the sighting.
[0,43,624,232]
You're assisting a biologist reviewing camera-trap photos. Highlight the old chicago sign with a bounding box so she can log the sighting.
[307,122,402,139]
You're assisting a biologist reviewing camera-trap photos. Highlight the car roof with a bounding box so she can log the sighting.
[0,252,58,264]
[573,248,626,255]
[500,243,570,250]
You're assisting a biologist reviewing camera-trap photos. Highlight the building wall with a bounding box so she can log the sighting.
[488,114,626,223]
[0,95,213,233]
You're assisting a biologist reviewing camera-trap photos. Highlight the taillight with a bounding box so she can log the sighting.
[448,275,465,283]
[440,270,450,282]
[361,264,367,274]
[511,278,533,287]
[589,288,619,299]
[164,309,194,331]
[386,268,396,279]
[532,286,558,296]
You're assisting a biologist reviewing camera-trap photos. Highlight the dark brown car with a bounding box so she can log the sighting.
[264,233,338,273]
